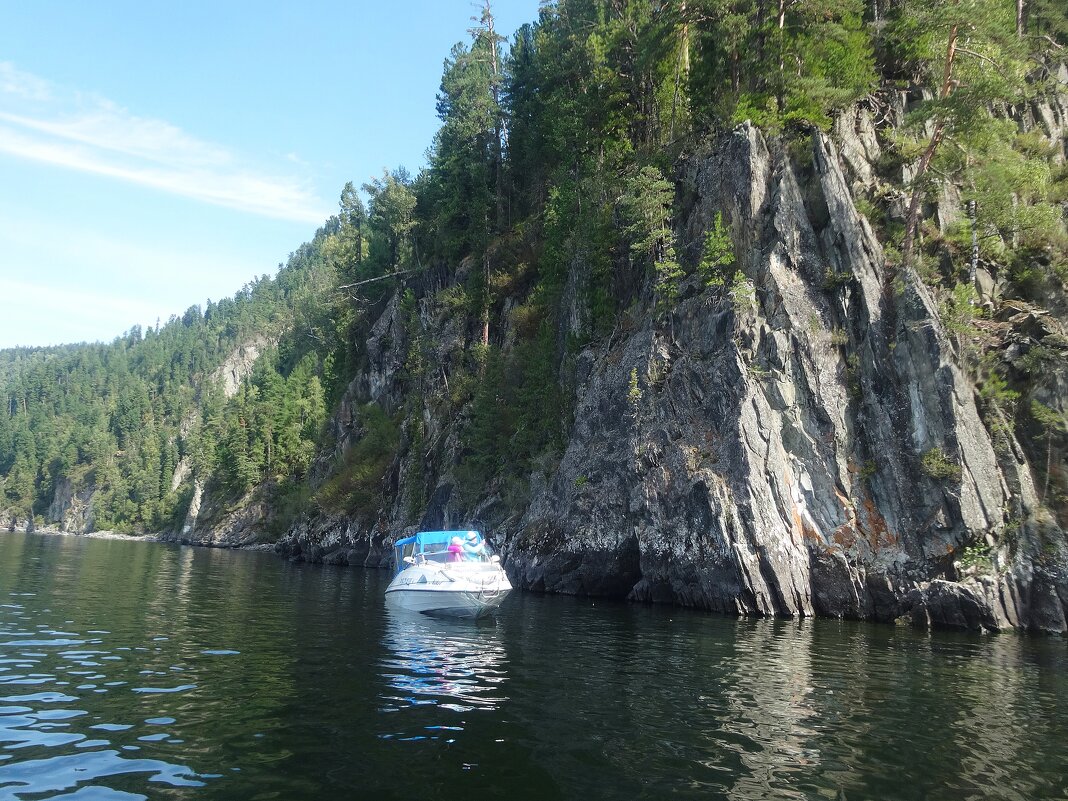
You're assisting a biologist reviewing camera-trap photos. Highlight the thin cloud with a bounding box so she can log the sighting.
[0,105,231,168]
[0,63,330,224]
[0,62,51,101]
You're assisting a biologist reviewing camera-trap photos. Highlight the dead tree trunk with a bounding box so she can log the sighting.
[901,23,959,268]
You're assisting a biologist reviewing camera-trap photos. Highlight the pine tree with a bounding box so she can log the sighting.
[699,212,736,287]
[620,165,682,306]
[890,0,1029,267]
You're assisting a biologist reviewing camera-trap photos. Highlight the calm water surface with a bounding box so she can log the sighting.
[0,532,1066,800]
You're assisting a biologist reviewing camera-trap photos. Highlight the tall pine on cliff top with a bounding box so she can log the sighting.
[686,0,876,130]
[889,0,1033,267]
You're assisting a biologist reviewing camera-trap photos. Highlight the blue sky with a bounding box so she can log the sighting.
[0,0,539,348]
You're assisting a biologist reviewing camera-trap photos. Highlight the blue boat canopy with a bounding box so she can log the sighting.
[393,530,480,548]
[392,530,482,574]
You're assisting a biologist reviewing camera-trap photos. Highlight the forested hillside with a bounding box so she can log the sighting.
[0,253,333,532]
[3,0,1068,629]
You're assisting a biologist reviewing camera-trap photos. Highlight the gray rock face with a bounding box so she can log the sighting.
[213,337,268,399]
[160,478,273,549]
[159,338,276,547]
[282,120,1068,634]
[46,476,95,533]
[503,124,1066,632]
[280,514,393,567]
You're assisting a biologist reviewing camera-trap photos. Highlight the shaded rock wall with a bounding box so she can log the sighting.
[159,336,274,547]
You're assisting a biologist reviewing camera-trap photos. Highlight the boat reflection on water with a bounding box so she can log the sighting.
[378,608,509,740]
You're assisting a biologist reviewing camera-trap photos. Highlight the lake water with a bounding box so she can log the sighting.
[0,532,1066,801]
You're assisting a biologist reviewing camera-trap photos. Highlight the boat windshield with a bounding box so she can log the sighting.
[392,530,495,573]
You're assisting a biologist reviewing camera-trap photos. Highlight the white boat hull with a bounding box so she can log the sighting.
[385,563,512,618]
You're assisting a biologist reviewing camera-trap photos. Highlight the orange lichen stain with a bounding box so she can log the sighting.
[858,493,897,551]
[800,519,822,543]
[832,523,858,549]
[790,507,805,545]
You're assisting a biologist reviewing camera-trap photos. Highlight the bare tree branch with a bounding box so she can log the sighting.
[955,46,1008,78]
[337,269,417,292]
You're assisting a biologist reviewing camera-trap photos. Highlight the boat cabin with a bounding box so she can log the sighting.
[392,530,490,574]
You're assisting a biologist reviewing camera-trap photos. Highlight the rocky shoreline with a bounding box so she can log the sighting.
[5,525,276,551]
[10,518,1067,635]
[5,521,155,542]
[19,105,1068,636]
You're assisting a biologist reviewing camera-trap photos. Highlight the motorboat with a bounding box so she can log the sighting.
[385,530,512,618]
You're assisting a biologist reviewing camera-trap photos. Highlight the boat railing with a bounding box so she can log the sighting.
[407,551,495,566]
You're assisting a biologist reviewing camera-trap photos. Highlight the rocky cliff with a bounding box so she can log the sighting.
[507,121,1066,633]
[277,109,1068,633]
[160,336,273,546]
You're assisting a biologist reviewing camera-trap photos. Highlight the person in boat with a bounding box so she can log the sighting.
[447,536,465,562]
[462,531,487,560]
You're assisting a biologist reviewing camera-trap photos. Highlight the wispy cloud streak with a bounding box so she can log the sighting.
[0,62,329,224]
[0,63,51,101]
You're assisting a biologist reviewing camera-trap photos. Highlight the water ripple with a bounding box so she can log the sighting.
[376,609,510,737]
[0,692,78,704]
[2,531,1067,800]
[0,749,204,794]
[0,573,213,799]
